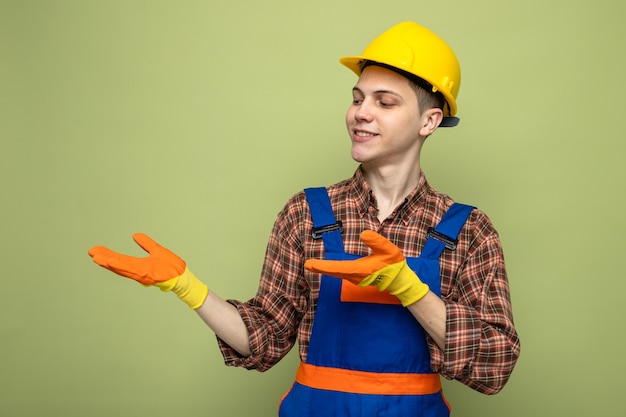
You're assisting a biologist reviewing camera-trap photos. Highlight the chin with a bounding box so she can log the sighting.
[351,146,372,164]
[351,152,367,164]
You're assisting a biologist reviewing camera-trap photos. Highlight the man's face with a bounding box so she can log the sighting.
[346,65,425,167]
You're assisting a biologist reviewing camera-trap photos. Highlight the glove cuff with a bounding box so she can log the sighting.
[156,268,209,309]
[361,262,429,307]
[388,263,429,306]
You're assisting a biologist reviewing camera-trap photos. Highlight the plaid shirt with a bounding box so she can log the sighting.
[218,167,520,394]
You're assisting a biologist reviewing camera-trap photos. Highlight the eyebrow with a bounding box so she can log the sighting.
[352,86,403,98]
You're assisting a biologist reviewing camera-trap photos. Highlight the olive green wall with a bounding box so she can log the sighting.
[1,1,624,416]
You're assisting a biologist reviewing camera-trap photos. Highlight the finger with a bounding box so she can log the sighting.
[88,245,106,259]
[88,245,123,265]
[132,232,159,254]
[359,230,392,250]
[304,258,369,281]
[359,230,403,263]
[88,246,146,280]
[133,234,186,276]
[304,258,334,274]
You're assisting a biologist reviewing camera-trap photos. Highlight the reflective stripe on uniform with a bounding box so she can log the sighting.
[295,362,442,396]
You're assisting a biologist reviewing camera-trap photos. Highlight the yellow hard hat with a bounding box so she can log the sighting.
[340,22,461,127]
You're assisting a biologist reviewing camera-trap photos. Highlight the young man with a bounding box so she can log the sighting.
[89,22,520,416]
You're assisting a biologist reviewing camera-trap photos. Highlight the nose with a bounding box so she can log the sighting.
[353,99,373,122]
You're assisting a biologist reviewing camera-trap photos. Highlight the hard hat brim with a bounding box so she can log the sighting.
[339,56,366,77]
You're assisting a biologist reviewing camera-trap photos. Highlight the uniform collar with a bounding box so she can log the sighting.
[349,166,429,223]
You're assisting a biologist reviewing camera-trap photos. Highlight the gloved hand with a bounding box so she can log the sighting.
[304,230,429,306]
[88,233,209,309]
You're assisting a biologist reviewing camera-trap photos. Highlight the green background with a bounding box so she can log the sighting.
[1,1,624,416]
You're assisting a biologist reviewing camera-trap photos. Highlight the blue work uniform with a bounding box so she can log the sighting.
[279,187,474,417]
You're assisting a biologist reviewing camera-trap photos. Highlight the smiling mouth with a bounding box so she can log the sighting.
[354,130,377,138]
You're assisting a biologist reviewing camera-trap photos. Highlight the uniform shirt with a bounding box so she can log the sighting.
[218,167,520,394]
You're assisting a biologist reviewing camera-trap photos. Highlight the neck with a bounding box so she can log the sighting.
[362,162,421,221]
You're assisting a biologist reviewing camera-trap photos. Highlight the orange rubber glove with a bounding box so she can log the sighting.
[304,230,429,307]
[88,233,208,309]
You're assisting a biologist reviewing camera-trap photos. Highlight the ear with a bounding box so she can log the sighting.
[419,108,444,137]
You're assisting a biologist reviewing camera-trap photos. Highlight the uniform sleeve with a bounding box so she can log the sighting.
[429,215,521,394]
[216,195,309,372]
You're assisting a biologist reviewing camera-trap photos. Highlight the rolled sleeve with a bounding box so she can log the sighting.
[217,298,299,371]
[430,225,521,394]
[216,192,313,372]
